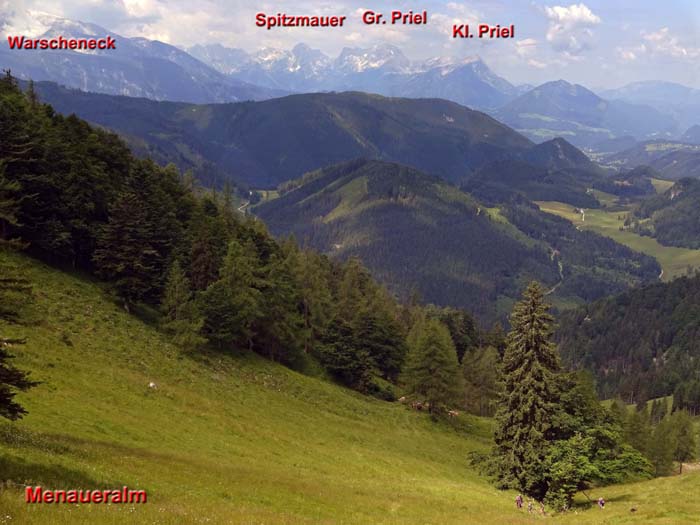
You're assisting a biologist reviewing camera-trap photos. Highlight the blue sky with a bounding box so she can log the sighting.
[1,0,699,89]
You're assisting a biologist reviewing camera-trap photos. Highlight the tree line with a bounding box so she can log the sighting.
[556,271,700,403]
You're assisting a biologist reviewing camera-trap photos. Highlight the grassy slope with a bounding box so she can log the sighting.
[1,252,699,524]
[650,178,674,194]
[536,201,700,280]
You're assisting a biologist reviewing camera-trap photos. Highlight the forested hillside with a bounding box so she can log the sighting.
[630,178,700,248]
[31,81,598,189]
[556,275,700,408]
[0,73,421,400]
[462,158,654,208]
[605,141,700,180]
[256,159,659,321]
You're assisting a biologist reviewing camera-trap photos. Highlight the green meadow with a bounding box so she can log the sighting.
[536,200,700,280]
[1,251,699,524]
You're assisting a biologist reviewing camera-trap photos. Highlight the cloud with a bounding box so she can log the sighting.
[544,3,600,55]
[616,47,639,61]
[642,27,700,59]
[515,38,537,58]
[616,27,700,63]
[430,4,481,39]
[527,58,547,69]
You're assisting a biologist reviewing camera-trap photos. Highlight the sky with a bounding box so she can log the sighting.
[1,0,700,89]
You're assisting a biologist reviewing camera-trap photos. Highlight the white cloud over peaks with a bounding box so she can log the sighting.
[515,39,547,68]
[616,27,700,63]
[515,38,537,58]
[431,3,481,38]
[544,3,600,55]
[643,27,700,59]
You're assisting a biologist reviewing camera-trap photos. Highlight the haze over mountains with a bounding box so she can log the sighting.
[187,42,697,147]
[0,13,283,103]
[3,13,699,152]
[602,81,700,132]
[605,141,700,179]
[495,80,676,148]
[31,83,598,189]
[189,42,520,110]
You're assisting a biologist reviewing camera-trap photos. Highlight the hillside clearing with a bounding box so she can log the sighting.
[536,201,700,280]
[0,252,698,524]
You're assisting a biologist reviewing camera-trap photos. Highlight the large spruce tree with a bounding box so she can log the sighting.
[493,281,562,501]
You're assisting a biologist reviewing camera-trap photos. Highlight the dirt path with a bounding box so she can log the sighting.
[545,259,565,296]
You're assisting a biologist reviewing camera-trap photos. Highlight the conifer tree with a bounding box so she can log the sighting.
[93,190,162,310]
[355,308,406,382]
[608,398,628,426]
[403,318,463,416]
[492,282,562,501]
[426,306,479,362]
[317,317,374,392]
[255,246,305,364]
[625,406,652,457]
[0,163,22,244]
[672,410,696,474]
[0,165,36,418]
[648,417,675,476]
[462,346,499,416]
[0,165,31,321]
[291,247,332,354]
[188,201,228,291]
[199,237,261,349]
[161,260,205,349]
[0,337,37,420]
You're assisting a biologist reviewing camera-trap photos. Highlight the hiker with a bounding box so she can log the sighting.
[527,501,533,513]
[515,494,523,509]
[598,497,605,509]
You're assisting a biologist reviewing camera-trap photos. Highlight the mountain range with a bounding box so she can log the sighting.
[604,141,700,179]
[30,82,599,189]
[188,43,520,111]
[495,80,677,148]
[0,12,283,103]
[602,81,700,132]
[3,13,698,149]
[188,44,694,146]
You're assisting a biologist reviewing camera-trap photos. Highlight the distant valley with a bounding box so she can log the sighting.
[255,159,660,322]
